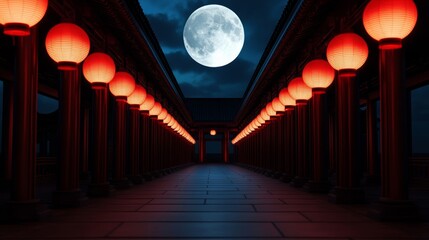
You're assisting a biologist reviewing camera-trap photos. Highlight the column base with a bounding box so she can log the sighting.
[129,175,144,184]
[304,181,330,193]
[3,199,47,222]
[111,178,132,190]
[290,177,308,188]
[329,187,365,204]
[368,199,421,222]
[52,190,86,208]
[88,183,115,197]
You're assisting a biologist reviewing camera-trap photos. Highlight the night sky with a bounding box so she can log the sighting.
[138,0,288,98]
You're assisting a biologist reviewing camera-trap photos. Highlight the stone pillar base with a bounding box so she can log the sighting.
[304,181,330,193]
[290,177,307,188]
[88,183,115,197]
[368,199,421,222]
[52,190,85,208]
[112,178,132,190]
[329,187,365,204]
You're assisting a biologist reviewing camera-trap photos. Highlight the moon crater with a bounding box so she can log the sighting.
[183,4,245,68]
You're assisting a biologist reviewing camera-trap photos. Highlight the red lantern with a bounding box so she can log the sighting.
[168,118,175,127]
[210,130,216,136]
[163,114,172,125]
[127,85,147,106]
[158,108,168,121]
[256,115,265,125]
[265,102,276,117]
[326,33,368,72]
[302,59,335,93]
[140,94,155,112]
[83,52,116,84]
[279,88,296,110]
[287,77,312,105]
[0,0,48,36]
[109,72,136,97]
[149,102,162,117]
[271,97,285,113]
[45,23,90,70]
[363,0,417,49]
[260,108,270,121]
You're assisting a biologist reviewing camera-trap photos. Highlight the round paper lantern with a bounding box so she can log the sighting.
[265,102,276,117]
[363,0,417,49]
[127,85,147,106]
[140,94,155,111]
[279,88,296,110]
[260,108,270,121]
[256,115,265,125]
[0,0,48,36]
[83,52,116,84]
[149,102,162,116]
[168,118,175,127]
[45,23,90,70]
[326,33,368,71]
[272,97,285,113]
[287,77,312,104]
[302,59,335,92]
[158,108,168,120]
[163,114,172,125]
[210,130,216,136]
[109,72,136,98]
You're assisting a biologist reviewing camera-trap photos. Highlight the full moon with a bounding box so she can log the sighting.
[183,4,245,68]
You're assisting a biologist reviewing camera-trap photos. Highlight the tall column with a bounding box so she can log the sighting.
[8,28,40,220]
[2,81,13,183]
[140,112,150,180]
[198,130,204,163]
[88,83,112,196]
[366,99,378,182]
[305,91,329,193]
[291,104,308,187]
[129,106,143,184]
[53,68,83,207]
[330,70,364,203]
[112,98,130,189]
[223,131,230,163]
[371,42,418,220]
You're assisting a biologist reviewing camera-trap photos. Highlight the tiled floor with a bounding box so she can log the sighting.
[1,163,429,239]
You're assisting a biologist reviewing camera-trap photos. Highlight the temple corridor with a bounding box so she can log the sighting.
[1,163,428,239]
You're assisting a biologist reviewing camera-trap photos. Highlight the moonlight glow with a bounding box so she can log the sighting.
[183,4,245,68]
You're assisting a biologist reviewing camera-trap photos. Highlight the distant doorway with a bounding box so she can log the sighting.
[205,140,222,162]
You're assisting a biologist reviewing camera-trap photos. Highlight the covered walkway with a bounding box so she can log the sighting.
[1,164,428,239]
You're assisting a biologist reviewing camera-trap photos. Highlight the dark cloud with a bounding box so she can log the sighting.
[146,13,183,48]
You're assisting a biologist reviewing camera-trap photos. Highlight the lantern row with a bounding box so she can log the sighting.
[0,1,195,144]
[233,0,418,144]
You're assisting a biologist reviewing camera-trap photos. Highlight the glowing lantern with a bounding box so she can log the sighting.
[363,0,417,49]
[109,72,136,97]
[140,94,155,112]
[45,23,90,70]
[210,129,216,136]
[302,59,335,93]
[256,115,265,125]
[158,108,168,120]
[260,108,270,121]
[127,85,147,106]
[272,97,285,113]
[83,53,116,84]
[326,33,368,71]
[168,118,175,127]
[279,88,296,110]
[265,102,276,117]
[149,102,162,116]
[0,0,48,36]
[288,77,312,105]
[163,114,172,125]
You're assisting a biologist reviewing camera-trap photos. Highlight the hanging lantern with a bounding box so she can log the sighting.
[158,108,168,121]
[265,102,276,117]
[363,0,417,49]
[109,71,136,98]
[302,59,335,93]
[210,129,216,136]
[287,77,312,105]
[279,88,296,110]
[149,102,162,117]
[45,23,90,70]
[140,94,155,112]
[326,33,368,72]
[256,115,265,125]
[163,114,172,125]
[260,108,270,121]
[83,52,116,85]
[168,118,175,127]
[271,97,285,113]
[0,0,48,36]
[127,85,147,106]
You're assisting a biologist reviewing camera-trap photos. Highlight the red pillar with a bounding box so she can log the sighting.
[371,41,418,220]
[2,81,13,183]
[88,83,111,196]
[305,91,329,192]
[330,70,364,203]
[366,99,378,182]
[112,97,130,189]
[129,106,143,184]
[223,131,229,163]
[140,112,150,180]
[53,68,83,207]
[198,130,204,163]
[8,28,40,220]
[291,103,308,187]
